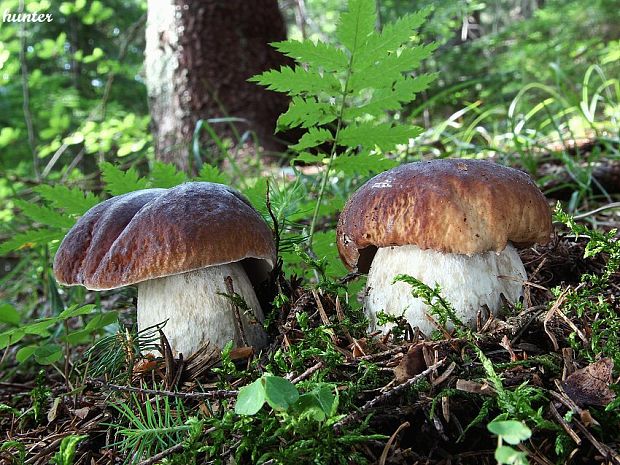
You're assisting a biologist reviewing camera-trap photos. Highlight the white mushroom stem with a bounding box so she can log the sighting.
[365,243,526,335]
[137,262,267,357]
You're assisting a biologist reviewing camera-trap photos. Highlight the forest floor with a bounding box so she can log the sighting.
[1,151,619,465]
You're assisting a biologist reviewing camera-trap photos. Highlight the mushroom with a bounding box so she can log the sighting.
[336,159,552,335]
[53,182,276,357]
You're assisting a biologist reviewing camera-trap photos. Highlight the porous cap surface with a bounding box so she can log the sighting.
[336,159,552,272]
[54,182,277,290]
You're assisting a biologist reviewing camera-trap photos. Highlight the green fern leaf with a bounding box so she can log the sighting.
[337,0,376,52]
[356,9,431,67]
[100,162,149,196]
[0,229,62,255]
[241,178,269,215]
[350,44,437,90]
[196,164,230,185]
[331,152,398,176]
[339,123,422,151]
[250,66,341,96]
[293,152,327,165]
[344,74,437,119]
[271,40,348,72]
[291,128,333,151]
[13,200,75,229]
[150,161,188,188]
[34,185,100,217]
[277,97,337,130]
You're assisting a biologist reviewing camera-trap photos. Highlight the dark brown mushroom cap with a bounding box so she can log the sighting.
[336,159,552,272]
[54,182,277,290]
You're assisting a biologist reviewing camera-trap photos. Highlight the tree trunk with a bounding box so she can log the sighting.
[145,0,291,171]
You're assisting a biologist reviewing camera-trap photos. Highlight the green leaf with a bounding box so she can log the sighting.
[100,162,149,196]
[250,66,341,96]
[337,0,376,52]
[0,228,62,255]
[16,345,38,363]
[293,152,327,165]
[0,304,21,326]
[293,385,338,421]
[0,328,26,350]
[278,97,337,130]
[34,185,100,216]
[52,434,88,465]
[488,420,532,445]
[356,8,431,67]
[272,40,348,72]
[339,123,422,151]
[196,164,230,185]
[263,375,299,411]
[235,378,266,415]
[59,304,96,319]
[34,344,63,365]
[14,200,75,229]
[241,178,268,213]
[331,152,398,177]
[23,319,57,336]
[149,161,187,188]
[291,127,333,151]
[84,312,118,332]
[495,445,528,465]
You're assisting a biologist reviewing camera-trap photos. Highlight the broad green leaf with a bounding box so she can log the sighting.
[34,344,63,365]
[59,304,96,319]
[241,178,269,214]
[271,40,348,72]
[337,0,376,53]
[0,303,20,326]
[16,345,38,363]
[263,375,299,411]
[0,328,25,350]
[84,312,118,331]
[34,185,100,216]
[495,445,528,465]
[23,319,57,336]
[339,123,422,151]
[290,127,333,151]
[235,378,266,415]
[149,161,187,188]
[14,200,75,229]
[488,420,532,445]
[311,231,348,277]
[100,161,148,196]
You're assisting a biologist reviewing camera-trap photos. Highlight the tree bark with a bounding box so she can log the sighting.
[145,0,291,171]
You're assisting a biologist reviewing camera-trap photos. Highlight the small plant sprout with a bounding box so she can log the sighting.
[336,159,552,335]
[487,420,532,465]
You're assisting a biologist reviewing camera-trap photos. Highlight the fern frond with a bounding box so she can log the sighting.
[356,8,432,66]
[250,66,341,96]
[100,162,149,196]
[196,164,230,185]
[13,200,75,229]
[337,0,376,52]
[291,128,334,152]
[34,185,100,216]
[0,229,62,255]
[149,161,188,188]
[271,40,348,72]
[277,97,337,130]
[331,152,398,176]
[339,123,422,151]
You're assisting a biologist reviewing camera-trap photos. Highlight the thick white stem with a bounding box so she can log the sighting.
[365,243,526,335]
[137,262,267,357]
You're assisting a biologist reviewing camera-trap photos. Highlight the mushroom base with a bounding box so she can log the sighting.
[365,243,526,336]
[137,262,267,357]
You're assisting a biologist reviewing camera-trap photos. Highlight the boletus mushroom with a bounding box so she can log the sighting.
[53,182,275,356]
[336,159,552,335]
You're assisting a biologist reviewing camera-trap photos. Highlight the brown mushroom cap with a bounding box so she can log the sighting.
[54,182,276,290]
[336,159,552,272]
